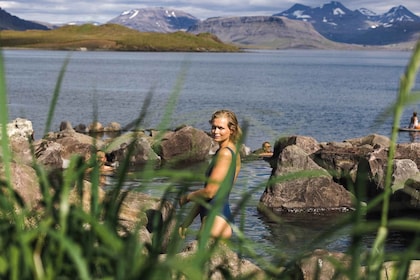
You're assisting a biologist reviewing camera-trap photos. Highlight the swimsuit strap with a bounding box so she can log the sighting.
[221,146,235,159]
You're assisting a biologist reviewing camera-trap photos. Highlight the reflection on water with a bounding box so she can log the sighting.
[408,131,420,142]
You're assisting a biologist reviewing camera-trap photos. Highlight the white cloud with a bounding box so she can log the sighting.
[0,0,419,24]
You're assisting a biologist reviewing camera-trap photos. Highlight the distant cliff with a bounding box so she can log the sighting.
[188,16,350,50]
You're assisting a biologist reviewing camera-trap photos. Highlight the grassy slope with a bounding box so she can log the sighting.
[0,23,240,52]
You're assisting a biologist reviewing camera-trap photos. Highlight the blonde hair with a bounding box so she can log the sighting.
[209,109,242,144]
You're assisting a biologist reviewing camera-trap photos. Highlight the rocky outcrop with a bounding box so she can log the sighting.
[0,162,42,209]
[299,249,420,279]
[259,144,354,213]
[154,125,213,165]
[259,134,420,214]
[103,131,161,167]
[175,240,267,279]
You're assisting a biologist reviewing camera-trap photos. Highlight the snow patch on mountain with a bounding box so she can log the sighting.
[293,10,311,20]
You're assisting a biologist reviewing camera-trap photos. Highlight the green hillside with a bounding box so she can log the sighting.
[0,23,240,52]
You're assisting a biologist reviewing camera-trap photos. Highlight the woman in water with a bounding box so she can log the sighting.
[179,109,242,239]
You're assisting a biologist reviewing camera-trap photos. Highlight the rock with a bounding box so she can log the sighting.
[391,159,419,191]
[300,249,354,280]
[379,260,420,279]
[0,118,34,165]
[299,249,420,279]
[176,240,267,279]
[118,191,175,253]
[68,180,107,212]
[34,140,64,169]
[156,126,212,165]
[258,145,353,212]
[240,143,251,157]
[3,118,34,140]
[68,180,172,253]
[275,135,321,156]
[104,122,121,132]
[0,162,42,210]
[74,123,88,133]
[393,175,420,210]
[103,131,161,167]
[395,143,420,168]
[88,121,104,132]
[344,134,391,148]
[59,121,74,131]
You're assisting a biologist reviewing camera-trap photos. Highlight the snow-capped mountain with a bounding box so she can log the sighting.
[379,5,419,25]
[107,7,199,33]
[274,1,420,45]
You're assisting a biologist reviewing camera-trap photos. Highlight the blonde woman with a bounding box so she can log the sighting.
[179,109,242,239]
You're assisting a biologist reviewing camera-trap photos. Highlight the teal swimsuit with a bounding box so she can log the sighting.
[199,147,236,223]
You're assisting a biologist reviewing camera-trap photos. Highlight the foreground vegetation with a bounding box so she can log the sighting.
[0,39,420,278]
[0,23,240,52]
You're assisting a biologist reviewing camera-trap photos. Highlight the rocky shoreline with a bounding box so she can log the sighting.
[2,117,420,278]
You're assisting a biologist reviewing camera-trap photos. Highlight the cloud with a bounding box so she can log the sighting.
[0,0,419,24]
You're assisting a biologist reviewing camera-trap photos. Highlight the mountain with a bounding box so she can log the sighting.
[188,16,350,50]
[0,8,49,30]
[107,7,199,33]
[274,1,420,45]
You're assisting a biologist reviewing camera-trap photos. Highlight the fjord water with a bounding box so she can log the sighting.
[4,49,420,260]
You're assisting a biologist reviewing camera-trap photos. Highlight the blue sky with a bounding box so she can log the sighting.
[0,0,419,24]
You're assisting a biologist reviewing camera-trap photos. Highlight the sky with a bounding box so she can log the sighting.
[0,0,420,25]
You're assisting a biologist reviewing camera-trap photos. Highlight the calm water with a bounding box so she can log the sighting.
[4,49,420,261]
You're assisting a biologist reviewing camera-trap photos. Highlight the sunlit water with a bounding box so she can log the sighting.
[4,49,420,262]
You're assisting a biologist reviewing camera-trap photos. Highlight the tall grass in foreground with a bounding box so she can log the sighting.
[0,42,419,279]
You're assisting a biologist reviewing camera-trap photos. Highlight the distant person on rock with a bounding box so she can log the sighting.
[409,112,420,129]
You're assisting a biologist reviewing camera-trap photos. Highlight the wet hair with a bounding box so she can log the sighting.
[209,109,242,144]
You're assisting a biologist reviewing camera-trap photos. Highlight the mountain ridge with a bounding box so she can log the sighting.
[274,1,420,44]
[0,8,48,31]
[1,2,419,50]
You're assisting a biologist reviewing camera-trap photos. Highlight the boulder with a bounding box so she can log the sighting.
[0,118,34,165]
[0,162,42,210]
[315,143,364,183]
[395,143,420,168]
[3,118,34,140]
[275,135,321,156]
[34,140,64,169]
[68,179,173,253]
[344,134,391,148]
[103,131,161,167]
[104,122,121,132]
[118,191,175,253]
[300,249,354,280]
[88,121,104,132]
[393,175,420,210]
[155,126,213,165]
[300,249,420,280]
[175,240,267,279]
[258,145,353,213]
[59,121,74,132]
